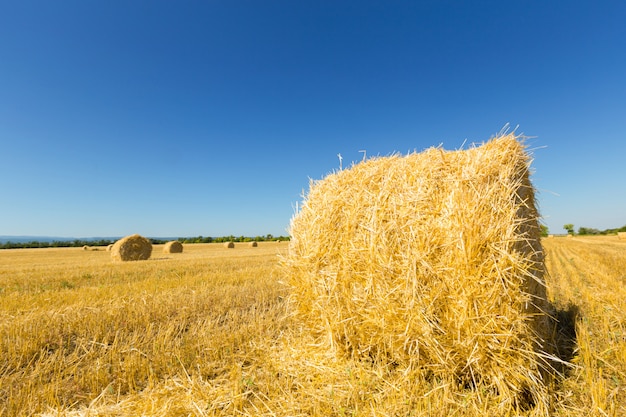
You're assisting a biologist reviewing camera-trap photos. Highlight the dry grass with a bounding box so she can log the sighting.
[617,232,626,240]
[0,238,625,415]
[0,243,288,416]
[543,235,626,415]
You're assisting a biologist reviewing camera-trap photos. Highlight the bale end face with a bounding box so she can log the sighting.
[163,241,183,253]
[111,234,152,262]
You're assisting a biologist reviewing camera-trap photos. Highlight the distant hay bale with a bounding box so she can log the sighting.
[618,232,626,240]
[82,245,89,251]
[106,244,113,252]
[163,240,183,253]
[224,242,235,248]
[548,234,554,238]
[249,241,258,247]
[110,234,152,262]
[566,234,573,238]
[283,134,555,407]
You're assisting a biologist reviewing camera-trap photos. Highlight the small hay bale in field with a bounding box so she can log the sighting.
[106,244,113,251]
[224,241,235,248]
[163,240,183,253]
[618,232,626,240]
[110,234,152,262]
[82,245,89,251]
[249,241,258,247]
[283,133,555,408]
[548,234,554,238]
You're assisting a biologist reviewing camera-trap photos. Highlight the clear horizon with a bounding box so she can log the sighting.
[0,233,291,241]
[2,1,625,238]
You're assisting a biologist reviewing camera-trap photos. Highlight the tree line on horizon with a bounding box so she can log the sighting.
[0,234,290,250]
[3,224,625,249]
[540,224,626,237]
[561,224,626,236]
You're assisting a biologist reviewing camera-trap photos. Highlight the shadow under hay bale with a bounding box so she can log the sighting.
[163,240,183,253]
[110,234,152,262]
[552,303,579,376]
[283,133,559,411]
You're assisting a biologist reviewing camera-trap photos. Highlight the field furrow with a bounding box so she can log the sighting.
[543,236,626,416]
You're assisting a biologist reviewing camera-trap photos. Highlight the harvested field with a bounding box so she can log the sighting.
[0,238,624,415]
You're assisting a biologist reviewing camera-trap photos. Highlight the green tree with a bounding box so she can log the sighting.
[578,227,600,235]
[563,224,574,235]
[539,224,549,237]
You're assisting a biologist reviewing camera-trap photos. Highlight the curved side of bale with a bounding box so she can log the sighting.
[163,240,183,253]
[224,242,235,248]
[249,241,258,247]
[111,234,153,262]
[283,134,556,408]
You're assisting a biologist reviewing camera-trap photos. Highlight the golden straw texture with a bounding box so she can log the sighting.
[110,234,153,262]
[162,240,183,253]
[283,134,556,409]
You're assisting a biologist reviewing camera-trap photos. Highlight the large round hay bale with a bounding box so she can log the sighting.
[283,134,555,406]
[617,232,626,240]
[224,241,235,248]
[110,234,152,262]
[248,241,258,247]
[163,240,183,253]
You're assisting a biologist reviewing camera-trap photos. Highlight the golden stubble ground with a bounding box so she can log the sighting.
[0,237,625,416]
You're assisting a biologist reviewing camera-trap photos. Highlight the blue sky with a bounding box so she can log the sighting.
[1,1,625,238]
